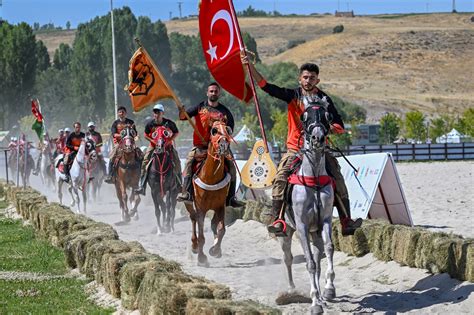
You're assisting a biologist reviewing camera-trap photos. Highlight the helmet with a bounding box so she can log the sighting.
[58,129,64,133]
[64,127,71,133]
[153,103,164,112]
[87,121,95,128]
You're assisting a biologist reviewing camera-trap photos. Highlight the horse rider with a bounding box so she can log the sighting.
[33,132,49,176]
[63,122,85,183]
[8,137,18,151]
[177,82,245,208]
[135,103,182,195]
[104,106,138,184]
[86,121,107,176]
[53,129,66,158]
[243,55,362,236]
[64,127,71,147]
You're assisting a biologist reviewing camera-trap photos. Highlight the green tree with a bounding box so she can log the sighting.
[456,108,474,137]
[379,112,401,144]
[66,21,71,30]
[242,32,261,63]
[270,109,288,147]
[404,111,426,141]
[53,43,73,71]
[35,40,50,73]
[0,22,38,128]
[429,117,449,141]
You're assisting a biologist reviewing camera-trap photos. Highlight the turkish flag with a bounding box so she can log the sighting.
[199,0,253,103]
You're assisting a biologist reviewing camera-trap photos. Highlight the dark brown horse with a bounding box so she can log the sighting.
[185,119,233,267]
[114,126,142,222]
[148,126,179,234]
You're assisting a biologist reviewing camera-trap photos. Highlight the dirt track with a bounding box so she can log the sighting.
[1,161,473,314]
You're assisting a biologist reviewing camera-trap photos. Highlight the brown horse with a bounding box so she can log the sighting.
[185,120,233,267]
[114,126,143,222]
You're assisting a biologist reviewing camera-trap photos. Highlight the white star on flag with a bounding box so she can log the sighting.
[206,41,218,63]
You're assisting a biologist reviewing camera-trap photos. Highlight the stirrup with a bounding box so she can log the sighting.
[177,192,193,203]
[267,219,287,237]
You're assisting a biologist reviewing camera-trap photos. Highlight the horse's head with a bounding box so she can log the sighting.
[85,137,98,161]
[301,101,331,150]
[151,126,173,154]
[120,126,137,153]
[209,120,232,156]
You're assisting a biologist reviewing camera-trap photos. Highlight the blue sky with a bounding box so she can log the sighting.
[1,0,473,28]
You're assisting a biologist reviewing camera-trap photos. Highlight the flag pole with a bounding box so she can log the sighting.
[111,0,118,119]
[134,38,205,143]
[227,0,269,153]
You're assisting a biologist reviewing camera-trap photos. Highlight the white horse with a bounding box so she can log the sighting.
[279,102,336,314]
[55,138,97,213]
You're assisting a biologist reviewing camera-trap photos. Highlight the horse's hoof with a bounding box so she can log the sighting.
[310,305,324,315]
[209,246,222,258]
[197,257,209,267]
[323,288,336,301]
[133,214,139,221]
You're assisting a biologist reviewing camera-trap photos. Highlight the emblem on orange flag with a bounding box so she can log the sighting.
[126,47,175,112]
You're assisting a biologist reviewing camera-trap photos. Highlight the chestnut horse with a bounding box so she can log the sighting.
[148,126,179,234]
[185,119,233,267]
[114,126,142,222]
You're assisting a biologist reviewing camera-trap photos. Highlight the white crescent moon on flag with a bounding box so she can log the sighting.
[210,9,234,60]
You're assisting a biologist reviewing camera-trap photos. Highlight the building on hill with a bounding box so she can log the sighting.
[335,11,355,17]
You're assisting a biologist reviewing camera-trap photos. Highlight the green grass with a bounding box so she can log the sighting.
[0,218,66,274]
[0,205,114,314]
[0,278,113,314]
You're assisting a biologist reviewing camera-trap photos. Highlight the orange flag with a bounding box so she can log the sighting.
[126,47,175,112]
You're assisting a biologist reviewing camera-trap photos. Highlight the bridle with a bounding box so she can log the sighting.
[119,126,136,153]
[209,120,232,161]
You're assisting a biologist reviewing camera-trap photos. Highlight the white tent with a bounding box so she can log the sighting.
[436,128,470,144]
[234,125,254,142]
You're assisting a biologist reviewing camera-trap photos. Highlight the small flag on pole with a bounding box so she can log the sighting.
[31,98,44,141]
[125,47,175,112]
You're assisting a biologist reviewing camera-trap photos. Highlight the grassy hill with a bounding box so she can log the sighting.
[36,13,474,122]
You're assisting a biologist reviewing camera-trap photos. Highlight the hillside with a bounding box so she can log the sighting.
[36,14,474,121]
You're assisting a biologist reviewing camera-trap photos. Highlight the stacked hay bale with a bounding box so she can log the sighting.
[242,197,473,282]
[0,181,279,314]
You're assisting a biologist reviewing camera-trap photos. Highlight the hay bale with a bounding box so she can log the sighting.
[225,206,244,225]
[390,226,421,267]
[244,200,271,223]
[83,239,134,280]
[120,256,183,309]
[98,244,150,298]
[137,270,192,314]
[465,243,474,282]
[63,226,119,269]
[185,298,281,315]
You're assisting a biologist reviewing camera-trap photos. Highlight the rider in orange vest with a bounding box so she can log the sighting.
[104,106,138,184]
[177,82,245,208]
[244,55,362,236]
[86,121,107,177]
[63,122,85,183]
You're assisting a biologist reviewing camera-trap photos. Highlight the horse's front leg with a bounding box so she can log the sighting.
[196,211,208,267]
[119,181,130,222]
[279,229,296,290]
[58,180,63,204]
[82,188,87,214]
[321,218,336,301]
[185,203,198,254]
[151,192,163,235]
[209,207,226,258]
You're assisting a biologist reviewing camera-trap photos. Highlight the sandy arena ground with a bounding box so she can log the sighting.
[2,160,473,314]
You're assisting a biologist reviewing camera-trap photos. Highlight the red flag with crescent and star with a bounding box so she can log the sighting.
[199,0,253,103]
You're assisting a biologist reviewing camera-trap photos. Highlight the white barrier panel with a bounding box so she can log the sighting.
[336,153,412,226]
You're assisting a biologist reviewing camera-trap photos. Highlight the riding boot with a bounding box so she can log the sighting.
[177,176,193,204]
[226,178,245,208]
[104,160,115,184]
[335,194,362,236]
[63,164,70,183]
[135,170,148,196]
[267,199,286,236]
